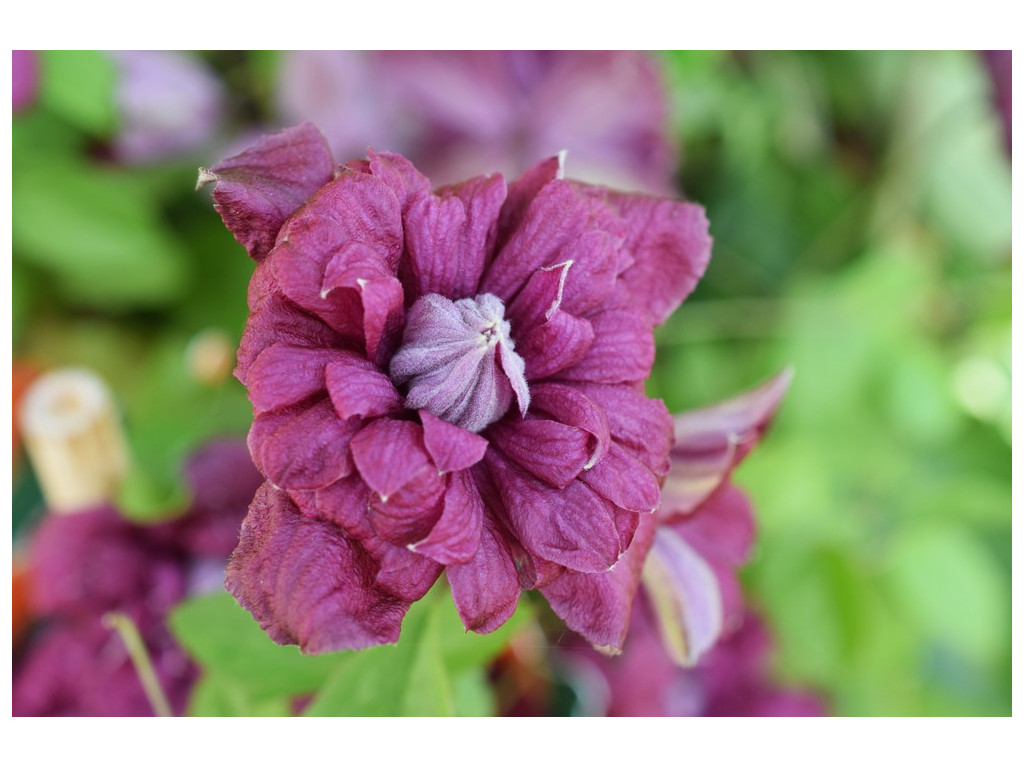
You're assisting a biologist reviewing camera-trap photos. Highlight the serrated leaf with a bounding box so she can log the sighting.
[169,591,343,698]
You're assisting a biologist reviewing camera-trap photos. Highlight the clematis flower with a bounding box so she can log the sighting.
[12,50,38,113]
[277,50,677,194]
[558,373,824,716]
[980,51,1011,156]
[13,439,261,717]
[200,122,712,654]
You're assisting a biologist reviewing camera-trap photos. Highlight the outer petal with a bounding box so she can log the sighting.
[349,418,431,500]
[582,442,661,513]
[248,398,359,490]
[487,416,591,489]
[495,155,561,251]
[404,173,507,300]
[246,344,341,412]
[641,526,723,667]
[411,469,484,565]
[529,382,610,469]
[200,123,335,262]
[485,451,619,573]
[664,369,792,517]
[557,306,655,384]
[226,483,411,653]
[602,191,713,325]
[540,512,658,650]
[446,483,522,633]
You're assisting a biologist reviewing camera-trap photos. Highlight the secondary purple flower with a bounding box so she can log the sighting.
[201,123,712,653]
[277,51,677,194]
[111,50,224,164]
[12,50,38,113]
[981,51,1011,156]
[13,439,261,717]
[559,373,824,716]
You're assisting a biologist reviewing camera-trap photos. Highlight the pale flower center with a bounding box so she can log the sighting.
[390,293,529,433]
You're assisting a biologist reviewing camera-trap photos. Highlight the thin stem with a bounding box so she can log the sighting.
[103,612,174,717]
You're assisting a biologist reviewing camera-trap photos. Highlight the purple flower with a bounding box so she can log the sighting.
[981,51,1011,156]
[277,51,677,194]
[111,50,224,164]
[559,374,825,716]
[13,439,261,717]
[12,50,38,113]
[201,123,712,653]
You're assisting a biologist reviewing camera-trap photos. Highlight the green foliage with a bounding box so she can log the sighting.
[39,51,117,134]
[170,583,532,717]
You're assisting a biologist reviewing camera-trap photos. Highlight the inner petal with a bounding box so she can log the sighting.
[390,293,529,433]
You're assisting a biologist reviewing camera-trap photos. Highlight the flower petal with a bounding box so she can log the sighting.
[486,451,619,572]
[324,354,403,420]
[642,526,723,667]
[603,192,713,325]
[419,411,489,474]
[447,512,521,633]
[349,418,431,500]
[517,311,595,381]
[226,483,412,653]
[487,416,591,489]
[247,343,340,412]
[558,307,655,383]
[665,369,792,517]
[404,173,507,300]
[201,123,335,262]
[540,512,658,650]
[583,442,661,513]
[411,469,484,565]
[368,468,446,546]
[248,398,360,490]
[529,382,610,468]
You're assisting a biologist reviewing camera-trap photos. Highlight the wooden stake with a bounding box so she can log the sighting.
[18,368,129,514]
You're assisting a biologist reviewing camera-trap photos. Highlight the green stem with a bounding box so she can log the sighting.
[103,611,174,717]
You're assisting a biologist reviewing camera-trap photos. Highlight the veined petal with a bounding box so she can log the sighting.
[583,442,661,513]
[447,512,521,633]
[487,416,591,489]
[411,469,484,565]
[248,398,359,490]
[558,307,655,384]
[247,344,340,412]
[226,483,412,653]
[517,311,594,381]
[419,411,489,474]
[324,354,403,420]
[201,123,334,262]
[350,418,431,500]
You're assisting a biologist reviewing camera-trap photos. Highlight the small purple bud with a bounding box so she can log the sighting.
[390,293,529,433]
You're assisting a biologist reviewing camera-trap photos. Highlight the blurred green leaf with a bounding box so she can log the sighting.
[887,525,1007,664]
[13,157,189,309]
[187,674,293,717]
[39,50,117,134]
[170,590,343,699]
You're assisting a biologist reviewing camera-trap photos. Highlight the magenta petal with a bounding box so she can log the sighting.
[558,307,655,383]
[575,382,673,480]
[642,525,723,666]
[666,369,792,517]
[488,417,591,489]
[420,411,489,474]
[529,382,610,468]
[226,483,411,653]
[248,398,359,490]
[447,513,521,633]
[350,418,431,500]
[368,467,446,546]
[583,443,661,512]
[495,155,560,251]
[518,311,595,381]
[604,192,713,325]
[367,149,432,212]
[247,344,341,412]
[486,451,619,572]
[482,180,617,301]
[556,230,621,316]
[201,123,335,262]
[324,354,402,420]
[541,512,658,650]
[321,242,405,363]
[405,173,507,300]
[411,469,484,564]
[236,286,344,385]
[506,260,573,332]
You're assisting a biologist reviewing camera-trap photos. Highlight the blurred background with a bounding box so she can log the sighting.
[11,50,1011,716]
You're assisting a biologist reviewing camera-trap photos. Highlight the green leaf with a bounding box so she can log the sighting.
[39,50,117,134]
[12,157,189,309]
[887,525,1007,664]
[452,668,497,717]
[169,591,342,698]
[187,674,293,717]
[434,583,532,675]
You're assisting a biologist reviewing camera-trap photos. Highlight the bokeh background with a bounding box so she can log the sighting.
[11,50,1011,716]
